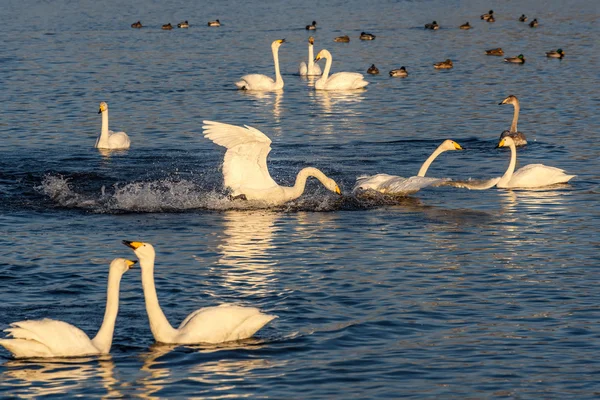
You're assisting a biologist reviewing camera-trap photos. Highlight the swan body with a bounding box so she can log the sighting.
[498,95,527,146]
[424,21,439,30]
[203,120,341,205]
[546,49,564,59]
[354,140,463,195]
[96,102,131,150]
[123,241,276,344]
[495,137,575,188]
[177,21,189,28]
[505,54,525,63]
[0,259,135,359]
[236,39,285,91]
[299,37,322,76]
[208,19,220,27]
[131,21,142,29]
[460,22,471,30]
[485,48,504,56]
[314,49,369,90]
[334,35,350,43]
[389,66,408,77]
[434,59,453,69]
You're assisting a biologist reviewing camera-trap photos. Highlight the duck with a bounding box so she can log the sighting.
[424,21,439,30]
[314,49,369,90]
[529,18,538,28]
[367,64,379,74]
[177,21,189,28]
[494,137,575,189]
[546,49,564,59]
[498,95,527,147]
[389,66,408,77]
[434,59,453,69]
[123,241,277,344]
[519,14,528,22]
[203,121,342,205]
[0,259,136,358]
[487,15,496,22]
[162,23,173,30]
[334,35,350,43]
[504,54,525,63]
[360,32,376,40]
[485,48,504,56]
[306,21,317,30]
[460,22,471,30]
[208,19,221,27]
[481,10,494,21]
[96,102,131,150]
[131,21,143,29]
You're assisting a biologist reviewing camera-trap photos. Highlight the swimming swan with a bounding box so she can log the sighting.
[203,120,342,205]
[498,95,527,146]
[354,140,463,194]
[0,259,135,358]
[314,49,369,90]
[96,102,131,150]
[495,136,575,188]
[122,241,276,344]
[236,39,285,91]
[299,37,322,76]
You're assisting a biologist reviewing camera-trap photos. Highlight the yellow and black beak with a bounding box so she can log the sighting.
[314,54,321,62]
[98,108,102,114]
[278,39,286,44]
[454,142,464,150]
[122,240,143,250]
[126,260,137,269]
[335,185,342,195]
[495,138,506,148]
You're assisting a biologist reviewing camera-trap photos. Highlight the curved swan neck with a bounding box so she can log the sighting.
[498,140,517,187]
[321,51,332,80]
[284,167,329,201]
[91,268,123,353]
[272,45,283,88]
[510,100,520,133]
[140,255,177,342]
[417,145,447,177]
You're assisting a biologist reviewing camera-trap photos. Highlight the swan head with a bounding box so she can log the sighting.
[98,102,108,114]
[326,179,342,195]
[314,49,330,62]
[110,258,137,275]
[271,39,285,49]
[496,136,515,148]
[122,241,155,263]
[308,36,315,45]
[440,140,464,151]
[499,95,518,105]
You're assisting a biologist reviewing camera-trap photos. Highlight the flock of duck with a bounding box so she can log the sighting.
[0,11,576,359]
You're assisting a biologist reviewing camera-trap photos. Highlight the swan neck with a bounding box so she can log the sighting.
[417,145,446,177]
[308,44,315,70]
[285,167,328,201]
[97,111,109,147]
[510,101,520,133]
[140,256,177,342]
[273,45,283,88]
[498,141,517,187]
[322,53,332,80]
[91,268,122,353]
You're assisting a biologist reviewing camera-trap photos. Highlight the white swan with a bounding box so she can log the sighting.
[299,36,322,76]
[499,95,527,146]
[314,49,369,90]
[122,241,276,344]
[96,102,131,150]
[235,39,285,91]
[495,136,575,188]
[354,140,463,194]
[203,120,342,205]
[0,259,135,358]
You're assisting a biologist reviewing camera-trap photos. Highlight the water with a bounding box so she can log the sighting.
[1,0,599,397]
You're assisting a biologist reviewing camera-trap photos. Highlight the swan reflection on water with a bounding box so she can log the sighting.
[1,355,121,398]
[240,90,283,124]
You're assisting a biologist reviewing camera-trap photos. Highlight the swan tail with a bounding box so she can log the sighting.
[226,313,277,341]
[0,338,54,358]
[299,62,308,76]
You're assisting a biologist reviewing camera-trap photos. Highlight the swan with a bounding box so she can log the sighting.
[0,259,135,359]
[498,95,527,146]
[298,37,322,76]
[354,140,464,195]
[203,120,341,205]
[235,39,285,91]
[495,136,575,188]
[96,102,131,150]
[313,49,369,90]
[122,241,276,344]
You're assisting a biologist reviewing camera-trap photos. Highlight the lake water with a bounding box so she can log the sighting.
[1,0,599,398]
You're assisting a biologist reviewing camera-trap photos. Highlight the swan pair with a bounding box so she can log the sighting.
[0,245,276,358]
[96,102,131,150]
[236,39,368,91]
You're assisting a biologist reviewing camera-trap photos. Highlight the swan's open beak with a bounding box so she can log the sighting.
[335,186,342,195]
[126,260,137,269]
[123,240,143,250]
